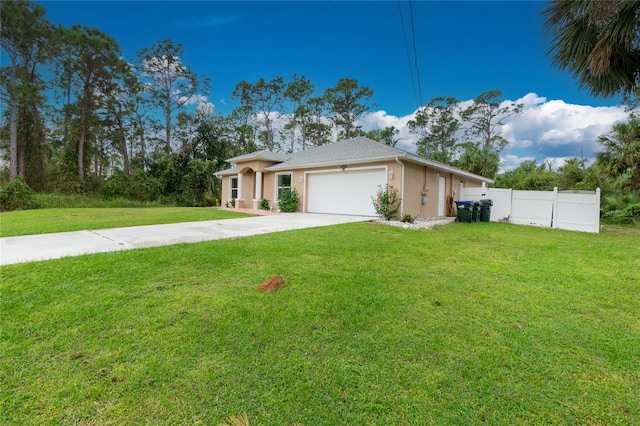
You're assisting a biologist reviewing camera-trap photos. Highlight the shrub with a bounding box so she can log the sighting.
[372,184,401,220]
[102,170,131,199]
[0,178,39,212]
[601,192,640,225]
[278,188,298,212]
[203,194,218,207]
[260,198,271,210]
[128,170,162,202]
[401,213,415,223]
[102,170,162,203]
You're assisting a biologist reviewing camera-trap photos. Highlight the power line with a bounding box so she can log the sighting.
[398,0,420,109]
[408,0,424,107]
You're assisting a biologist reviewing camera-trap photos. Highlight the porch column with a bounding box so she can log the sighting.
[237,173,243,200]
[255,171,263,200]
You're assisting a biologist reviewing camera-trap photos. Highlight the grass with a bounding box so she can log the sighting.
[2,222,639,425]
[0,207,251,237]
[32,193,171,209]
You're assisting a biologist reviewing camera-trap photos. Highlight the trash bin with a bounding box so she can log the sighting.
[471,201,482,222]
[479,199,493,222]
[454,200,474,223]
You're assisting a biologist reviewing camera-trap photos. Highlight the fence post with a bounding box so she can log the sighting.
[552,187,559,229]
[595,188,601,233]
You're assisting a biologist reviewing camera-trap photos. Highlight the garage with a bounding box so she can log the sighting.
[306,167,387,216]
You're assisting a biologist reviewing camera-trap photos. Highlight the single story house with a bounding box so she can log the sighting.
[215,137,493,218]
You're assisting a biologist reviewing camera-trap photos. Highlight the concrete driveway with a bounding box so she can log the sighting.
[0,213,372,266]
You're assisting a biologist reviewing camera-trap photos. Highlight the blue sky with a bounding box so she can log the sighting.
[35,0,630,170]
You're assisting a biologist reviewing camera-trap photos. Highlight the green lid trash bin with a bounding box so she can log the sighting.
[479,199,493,222]
[454,200,474,223]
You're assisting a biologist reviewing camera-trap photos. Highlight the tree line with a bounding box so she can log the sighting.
[0,0,518,202]
[0,1,383,203]
[1,0,638,217]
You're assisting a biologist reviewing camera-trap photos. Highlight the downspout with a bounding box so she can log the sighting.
[395,156,405,216]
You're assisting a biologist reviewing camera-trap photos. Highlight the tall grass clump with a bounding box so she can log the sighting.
[33,193,170,209]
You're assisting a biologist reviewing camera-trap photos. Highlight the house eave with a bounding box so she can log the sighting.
[263,152,493,183]
[404,154,495,183]
[214,168,237,177]
[263,154,409,171]
[225,150,289,164]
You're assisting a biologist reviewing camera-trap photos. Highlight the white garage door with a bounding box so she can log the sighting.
[307,168,387,216]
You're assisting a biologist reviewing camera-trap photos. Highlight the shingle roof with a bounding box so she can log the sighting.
[265,137,404,171]
[217,137,493,183]
[214,167,237,177]
[226,150,290,163]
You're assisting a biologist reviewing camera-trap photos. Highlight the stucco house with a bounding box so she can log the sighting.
[215,137,493,218]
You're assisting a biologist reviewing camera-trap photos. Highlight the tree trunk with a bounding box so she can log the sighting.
[118,117,130,175]
[265,117,273,151]
[290,127,295,153]
[140,131,146,170]
[8,56,18,182]
[165,98,171,154]
[301,122,307,150]
[18,134,25,179]
[78,80,92,182]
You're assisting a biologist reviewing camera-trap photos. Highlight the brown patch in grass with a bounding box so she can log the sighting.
[218,412,249,426]
[258,275,285,293]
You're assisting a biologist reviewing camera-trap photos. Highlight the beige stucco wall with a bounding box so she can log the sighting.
[220,176,229,205]
[400,162,487,219]
[219,158,489,215]
[402,162,430,218]
[219,168,302,211]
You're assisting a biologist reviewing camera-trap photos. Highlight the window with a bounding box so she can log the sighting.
[276,173,292,200]
[230,177,238,199]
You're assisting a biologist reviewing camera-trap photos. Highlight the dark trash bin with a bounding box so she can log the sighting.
[479,199,493,222]
[454,200,474,223]
[471,201,482,222]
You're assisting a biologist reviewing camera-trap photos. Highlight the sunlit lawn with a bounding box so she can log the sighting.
[2,222,639,425]
[0,207,251,237]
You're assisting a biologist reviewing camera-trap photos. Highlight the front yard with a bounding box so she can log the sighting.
[0,207,251,237]
[1,222,638,424]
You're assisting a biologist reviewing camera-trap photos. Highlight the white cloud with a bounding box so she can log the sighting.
[359,110,419,152]
[357,92,629,172]
[498,94,627,171]
[500,154,536,172]
[257,93,626,172]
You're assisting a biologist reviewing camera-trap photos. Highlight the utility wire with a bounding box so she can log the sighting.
[398,0,420,109]
[408,0,424,107]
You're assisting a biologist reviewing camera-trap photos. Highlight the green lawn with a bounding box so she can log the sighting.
[2,223,639,425]
[0,207,251,237]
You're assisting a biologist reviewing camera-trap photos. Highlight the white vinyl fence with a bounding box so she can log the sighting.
[459,185,601,233]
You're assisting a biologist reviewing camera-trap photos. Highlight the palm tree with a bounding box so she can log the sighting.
[596,117,640,193]
[455,145,500,179]
[544,0,640,97]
